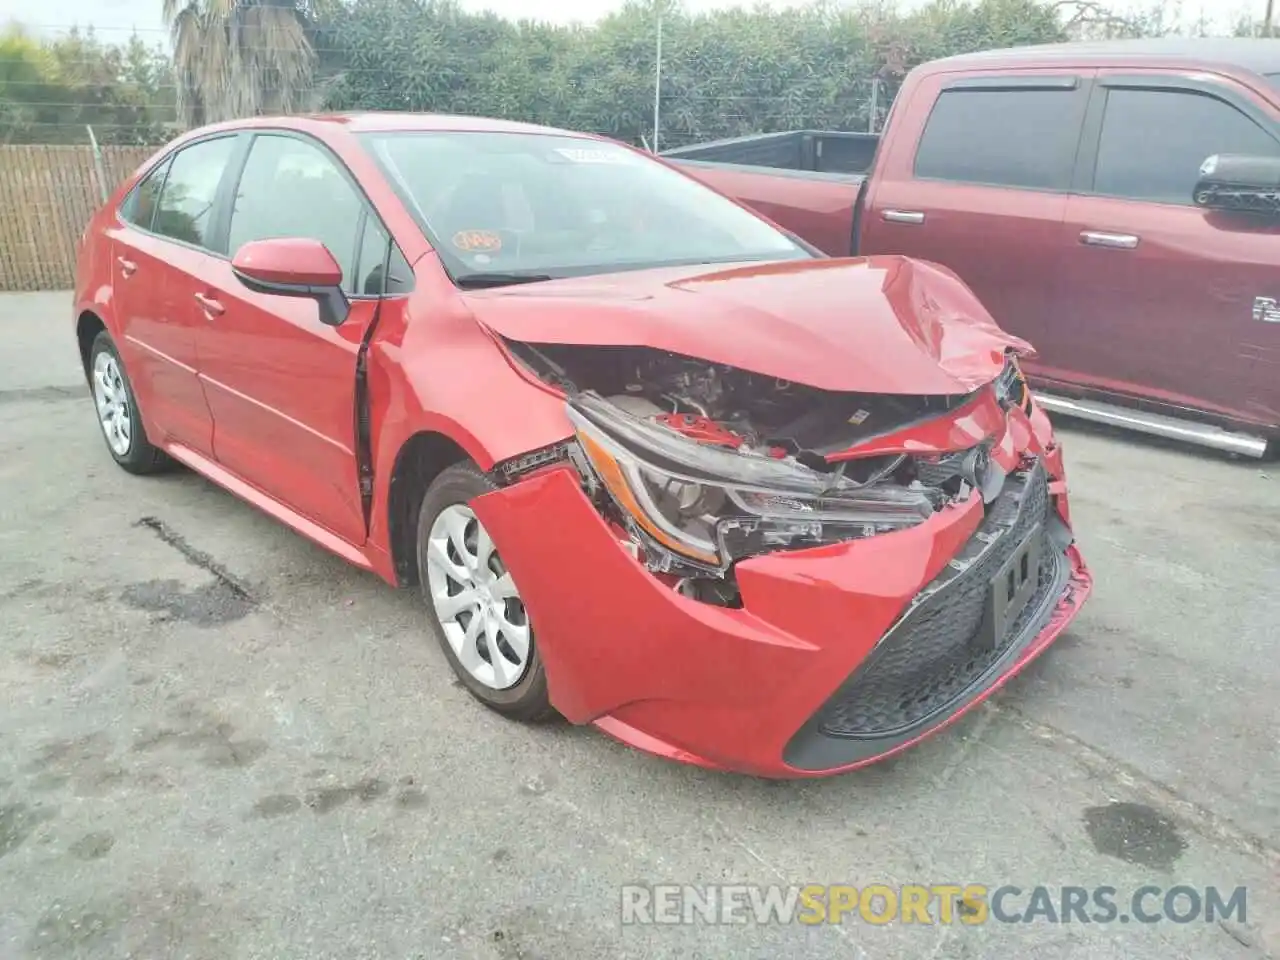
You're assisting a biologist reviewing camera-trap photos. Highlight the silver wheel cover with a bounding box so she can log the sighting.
[425,503,532,691]
[92,351,132,457]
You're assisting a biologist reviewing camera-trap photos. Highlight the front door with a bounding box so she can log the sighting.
[1056,71,1280,425]
[193,131,401,545]
[859,70,1093,367]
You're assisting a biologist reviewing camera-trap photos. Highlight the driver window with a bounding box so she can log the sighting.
[1092,87,1280,205]
[228,134,365,293]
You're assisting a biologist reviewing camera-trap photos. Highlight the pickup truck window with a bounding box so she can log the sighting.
[913,87,1084,191]
[360,131,810,286]
[1092,88,1280,205]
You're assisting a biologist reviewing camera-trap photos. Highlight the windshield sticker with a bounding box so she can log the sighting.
[452,229,503,253]
[551,147,633,165]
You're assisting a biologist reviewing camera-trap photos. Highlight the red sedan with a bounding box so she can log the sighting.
[73,113,1092,777]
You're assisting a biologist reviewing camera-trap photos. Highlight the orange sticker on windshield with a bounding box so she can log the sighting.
[452,230,503,253]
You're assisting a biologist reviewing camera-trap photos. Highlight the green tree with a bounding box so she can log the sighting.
[0,23,176,144]
[322,0,1070,146]
[0,23,61,143]
[323,0,1068,147]
[5,0,1094,147]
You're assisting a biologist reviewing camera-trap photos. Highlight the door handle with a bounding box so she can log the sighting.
[117,256,137,277]
[882,209,925,225]
[1080,231,1139,249]
[194,292,225,317]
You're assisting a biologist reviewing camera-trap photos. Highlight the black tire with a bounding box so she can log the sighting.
[415,461,555,722]
[88,330,171,475]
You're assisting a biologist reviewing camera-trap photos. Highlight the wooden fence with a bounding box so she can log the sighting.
[0,145,155,292]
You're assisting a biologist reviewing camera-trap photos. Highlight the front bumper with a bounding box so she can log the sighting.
[472,431,1091,779]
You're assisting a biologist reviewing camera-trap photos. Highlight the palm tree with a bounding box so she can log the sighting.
[163,0,326,125]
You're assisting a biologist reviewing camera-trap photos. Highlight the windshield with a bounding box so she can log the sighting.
[358,130,811,285]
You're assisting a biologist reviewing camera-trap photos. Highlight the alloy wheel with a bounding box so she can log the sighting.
[92,351,132,457]
[424,503,531,691]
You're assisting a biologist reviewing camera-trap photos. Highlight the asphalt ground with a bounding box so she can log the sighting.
[1,290,1277,960]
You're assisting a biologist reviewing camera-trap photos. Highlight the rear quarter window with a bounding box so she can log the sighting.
[913,86,1087,191]
[121,159,170,230]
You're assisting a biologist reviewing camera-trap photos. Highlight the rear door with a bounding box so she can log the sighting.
[108,135,240,454]
[191,131,412,545]
[860,71,1094,362]
[1056,72,1280,425]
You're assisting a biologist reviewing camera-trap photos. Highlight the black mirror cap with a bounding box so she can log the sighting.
[1193,153,1280,217]
[232,268,352,327]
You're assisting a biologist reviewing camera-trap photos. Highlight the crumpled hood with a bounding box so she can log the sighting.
[462,255,1033,395]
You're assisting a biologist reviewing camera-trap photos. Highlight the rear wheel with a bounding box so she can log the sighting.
[88,331,170,475]
[415,462,554,721]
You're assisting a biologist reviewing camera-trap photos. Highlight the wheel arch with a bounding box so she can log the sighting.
[76,310,108,381]
[385,428,482,588]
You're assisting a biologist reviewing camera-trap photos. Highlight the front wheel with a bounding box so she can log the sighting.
[88,331,170,475]
[415,462,554,722]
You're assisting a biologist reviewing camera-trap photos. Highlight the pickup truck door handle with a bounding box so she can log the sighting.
[1080,231,1139,249]
[194,292,225,317]
[117,256,137,277]
[882,210,925,225]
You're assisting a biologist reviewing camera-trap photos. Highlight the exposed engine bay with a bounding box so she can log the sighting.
[501,339,1024,603]
[508,342,978,465]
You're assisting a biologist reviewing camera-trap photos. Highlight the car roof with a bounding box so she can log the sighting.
[921,37,1280,78]
[191,111,605,140]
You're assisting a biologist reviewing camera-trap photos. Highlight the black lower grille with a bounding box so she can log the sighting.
[813,460,1056,740]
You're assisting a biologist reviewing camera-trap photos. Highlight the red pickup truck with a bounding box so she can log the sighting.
[666,38,1280,458]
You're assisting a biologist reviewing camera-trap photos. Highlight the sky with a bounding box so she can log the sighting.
[0,0,1260,43]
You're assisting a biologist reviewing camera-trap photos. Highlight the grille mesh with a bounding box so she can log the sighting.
[815,461,1055,739]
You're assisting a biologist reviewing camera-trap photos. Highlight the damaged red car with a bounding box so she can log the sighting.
[73,113,1093,777]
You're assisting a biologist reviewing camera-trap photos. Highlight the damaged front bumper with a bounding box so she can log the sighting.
[471,433,1092,778]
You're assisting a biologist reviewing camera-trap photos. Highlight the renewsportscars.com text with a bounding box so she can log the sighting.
[620,884,1248,926]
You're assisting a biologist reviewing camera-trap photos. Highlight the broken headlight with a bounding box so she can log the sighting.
[566,392,937,569]
[994,354,1031,412]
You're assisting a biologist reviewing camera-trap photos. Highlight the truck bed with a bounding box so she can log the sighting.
[666,157,864,258]
[661,129,879,175]
[661,130,874,256]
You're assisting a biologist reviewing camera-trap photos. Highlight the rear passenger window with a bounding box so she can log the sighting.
[1092,88,1280,205]
[153,136,238,250]
[914,87,1086,191]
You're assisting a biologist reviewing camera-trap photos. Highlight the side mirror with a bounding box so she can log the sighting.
[1193,154,1280,217]
[231,237,350,326]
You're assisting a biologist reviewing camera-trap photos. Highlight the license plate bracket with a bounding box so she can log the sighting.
[977,523,1043,651]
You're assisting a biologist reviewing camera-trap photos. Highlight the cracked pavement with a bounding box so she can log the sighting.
[0,290,1277,959]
